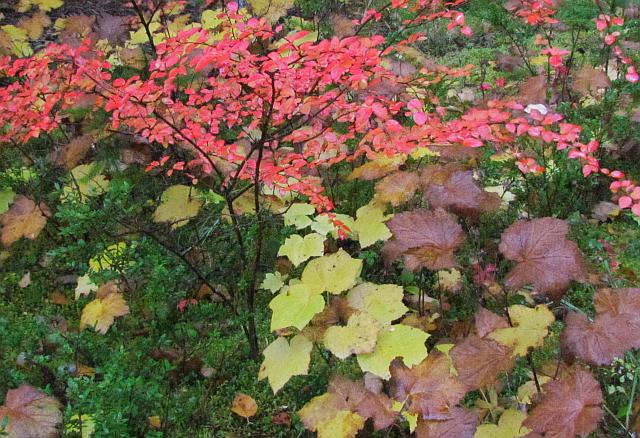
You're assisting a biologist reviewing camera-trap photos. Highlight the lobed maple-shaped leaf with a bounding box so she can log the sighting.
[374,171,420,207]
[299,375,396,436]
[259,335,312,393]
[269,283,325,331]
[0,384,62,438]
[347,155,406,181]
[450,335,516,391]
[499,218,587,298]
[351,203,393,249]
[153,185,203,229]
[518,75,547,104]
[523,367,603,438]
[346,283,408,326]
[301,249,362,294]
[323,312,381,359]
[488,305,555,357]
[277,233,325,266]
[420,165,501,218]
[383,209,465,272]
[390,351,467,420]
[0,195,50,248]
[562,288,640,365]
[96,14,129,45]
[80,292,129,334]
[415,407,479,438]
[357,324,429,379]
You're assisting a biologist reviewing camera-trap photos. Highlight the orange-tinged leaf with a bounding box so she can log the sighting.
[50,135,94,169]
[0,384,62,438]
[572,65,611,96]
[347,155,406,181]
[80,292,129,334]
[0,195,50,248]
[374,171,420,207]
[231,393,258,418]
[18,11,51,40]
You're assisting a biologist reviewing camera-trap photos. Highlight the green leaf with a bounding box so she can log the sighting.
[152,185,203,229]
[269,283,325,331]
[357,324,429,379]
[278,233,325,266]
[0,189,16,215]
[258,335,312,393]
[346,283,408,325]
[301,249,363,294]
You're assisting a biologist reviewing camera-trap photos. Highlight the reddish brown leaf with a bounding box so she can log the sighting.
[518,75,548,104]
[475,307,509,338]
[328,376,398,431]
[231,392,258,418]
[390,351,467,420]
[562,288,640,365]
[428,144,482,162]
[496,53,524,72]
[374,171,420,207]
[450,335,516,390]
[50,135,94,169]
[383,208,465,271]
[0,385,62,438]
[421,165,501,218]
[96,14,129,45]
[523,367,603,438]
[499,218,587,298]
[415,407,479,438]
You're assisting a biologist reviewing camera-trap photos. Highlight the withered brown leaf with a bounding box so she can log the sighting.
[415,407,479,438]
[0,385,62,438]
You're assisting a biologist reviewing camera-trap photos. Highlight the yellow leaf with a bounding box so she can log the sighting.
[301,249,362,294]
[258,335,312,393]
[249,0,295,24]
[351,203,392,248]
[516,376,550,404]
[316,411,365,438]
[75,274,98,300]
[152,185,203,229]
[18,0,63,12]
[282,202,315,229]
[0,25,33,56]
[260,272,286,293]
[357,324,429,379]
[89,242,126,272]
[269,283,325,331]
[346,283,408,325]
[65,163,110,201]
[323,312,381,359]
[278,233,325,266]
[80,293,129,334]
[488,305,554,357]
[19,11,51,40]
[474,409,531,438]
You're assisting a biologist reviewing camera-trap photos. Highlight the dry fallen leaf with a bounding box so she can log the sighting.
[231,392,258,419]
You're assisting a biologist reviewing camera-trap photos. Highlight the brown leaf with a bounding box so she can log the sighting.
[96,14,129,45]
[0,385,62,438]
[272,411,291,426]
[50,135,94,169]
[374,171,420,207]
[572,65,611,96]
[231,392,258,418]
[390,351,467,420]
[450,335,516,390]
[562,288,640,365]
[496,53,524,72]
[415,407,479,438]
[499,218,587,298]
[383,208,465,271]
[523,367,603,438]
[0,196,50,248]
[48,292,69,305]
[329,14,356,38]
[421,165,501,218]
[518,75,547,104]
[427,144,482,162]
